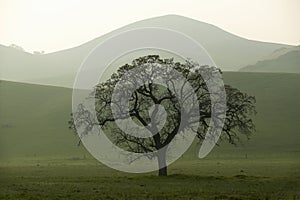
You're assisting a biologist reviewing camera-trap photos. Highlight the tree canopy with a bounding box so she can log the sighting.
[70,55,256,176]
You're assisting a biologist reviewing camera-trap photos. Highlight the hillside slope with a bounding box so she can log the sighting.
[0,15,290,87]
[1,72,300,161]
[262,45,300,60]
[240,50,300,73]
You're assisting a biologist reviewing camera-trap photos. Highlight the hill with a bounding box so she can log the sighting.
[240,50,300,73]
[1,72,300,161]
[0,80,86,160]
[0,15,291,88]
[262,45,300,60]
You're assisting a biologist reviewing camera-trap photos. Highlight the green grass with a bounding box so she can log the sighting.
[1,158,299,199]
[0,80,87,160]
[1,72,300,199]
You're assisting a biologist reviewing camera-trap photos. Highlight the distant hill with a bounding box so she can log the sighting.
[0,15,291,87]
[1,72,300,159]
[240,50,300,73]
[263,45,300,60]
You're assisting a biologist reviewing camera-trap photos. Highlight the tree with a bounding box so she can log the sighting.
[33,50,45,55]
[69,55,256,176]
[9,44,24,52]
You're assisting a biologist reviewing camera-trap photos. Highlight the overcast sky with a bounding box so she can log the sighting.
[1,0,299,53]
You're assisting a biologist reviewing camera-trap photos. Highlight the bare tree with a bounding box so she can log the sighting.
[69,55,256,176]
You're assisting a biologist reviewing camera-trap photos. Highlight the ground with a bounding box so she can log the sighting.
[0,152,299,199]
[1,72,300,199]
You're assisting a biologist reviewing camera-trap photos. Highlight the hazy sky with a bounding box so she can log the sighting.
[1,0,299,53]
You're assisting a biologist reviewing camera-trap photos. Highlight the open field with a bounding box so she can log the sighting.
[0,156,299,199]
[1,72,300,199]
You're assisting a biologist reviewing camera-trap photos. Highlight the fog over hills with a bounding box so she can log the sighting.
[240,46,300,73]
[0,15,292,87]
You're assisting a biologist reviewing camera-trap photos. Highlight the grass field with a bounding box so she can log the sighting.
[1,159,299,199]
[0,72,300,199]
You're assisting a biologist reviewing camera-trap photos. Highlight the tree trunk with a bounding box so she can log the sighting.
[158,165,167,176]
[157,149,167,176]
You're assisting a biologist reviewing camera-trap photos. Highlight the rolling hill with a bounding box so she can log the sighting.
[261,45,300,61]
[1,72,299,161]
[0,15,291,88]
[240,49,300,73]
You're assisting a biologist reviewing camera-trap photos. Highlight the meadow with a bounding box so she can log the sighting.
[0,72,300,199]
